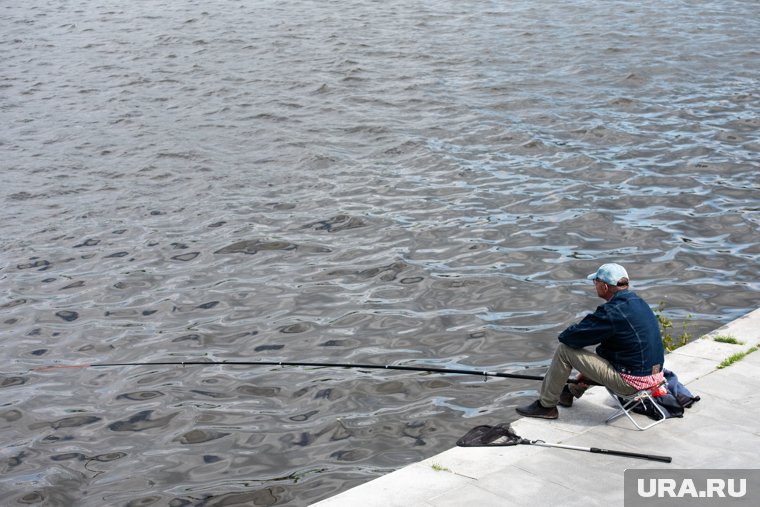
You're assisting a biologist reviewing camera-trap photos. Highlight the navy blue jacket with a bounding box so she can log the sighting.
[558,290,665,376]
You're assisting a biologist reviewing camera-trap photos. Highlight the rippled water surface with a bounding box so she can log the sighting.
[2,0,759,505]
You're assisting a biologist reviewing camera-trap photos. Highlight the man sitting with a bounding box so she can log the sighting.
[516,263,665,419]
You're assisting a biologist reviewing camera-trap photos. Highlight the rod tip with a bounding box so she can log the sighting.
[31,364,91,372]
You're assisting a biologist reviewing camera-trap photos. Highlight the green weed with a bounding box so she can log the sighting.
[718,347,757,369]
[713,335,744,345]
[655,302,693,351]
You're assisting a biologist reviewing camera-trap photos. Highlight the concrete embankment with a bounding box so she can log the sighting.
[313,307,760,506]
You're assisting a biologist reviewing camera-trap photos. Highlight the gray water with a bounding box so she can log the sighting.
[1,0,759,505]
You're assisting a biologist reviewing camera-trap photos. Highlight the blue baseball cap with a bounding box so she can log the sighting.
[587,263,629,286]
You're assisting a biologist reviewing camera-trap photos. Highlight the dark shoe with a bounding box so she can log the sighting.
[559,383,588,407]
[569,382,587,399]
[558,385,574,407]
[516,400,558,419]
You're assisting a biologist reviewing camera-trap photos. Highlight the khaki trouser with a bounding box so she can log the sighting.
[539,343,638,408]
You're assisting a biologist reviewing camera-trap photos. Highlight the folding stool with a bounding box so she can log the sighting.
[605,382,668,431]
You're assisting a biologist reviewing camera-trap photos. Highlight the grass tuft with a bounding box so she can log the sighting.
[717,346,758,369]
[713,335,744,345]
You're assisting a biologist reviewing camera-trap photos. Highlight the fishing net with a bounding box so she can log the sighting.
[456,423,531,447]
[455,422,672,463]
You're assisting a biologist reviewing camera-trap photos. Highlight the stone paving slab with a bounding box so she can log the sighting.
[312,308,760,506]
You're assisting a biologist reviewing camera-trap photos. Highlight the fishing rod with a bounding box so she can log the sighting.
[34,360,578,383]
